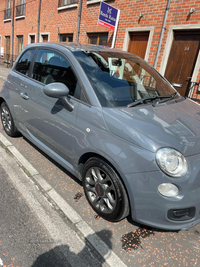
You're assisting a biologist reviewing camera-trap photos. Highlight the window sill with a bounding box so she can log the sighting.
[57,4,78,11]
[15,15,25,20]
[3,19,11,22]
[87,0,107,5]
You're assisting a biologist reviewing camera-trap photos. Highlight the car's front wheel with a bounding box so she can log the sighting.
[0,102,19,137]
[82,157,129,222]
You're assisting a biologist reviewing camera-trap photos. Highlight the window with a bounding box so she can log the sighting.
[60,34,73,42]
[87,0,110,4]
[29,35,35,44]
[74,50,176,107]
[88,33,108,46]
[58,0,78,7]
[4,0,11,20]
[41,34,49,42]
[15,49,35,75]
[17,35,23,55]
[16,0,25,17]
[32,49,82,99]
[6,0,11,8]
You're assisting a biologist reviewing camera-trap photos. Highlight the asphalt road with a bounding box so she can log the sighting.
[0,144,107,267]
[1,66,200,266]
[0,164,71,267]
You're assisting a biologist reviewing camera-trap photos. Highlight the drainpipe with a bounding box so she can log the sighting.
[11,0,15,67]
[58,27,60,42]
[37,0,42,43]
[76,0,83,43]
[153,0,171,69]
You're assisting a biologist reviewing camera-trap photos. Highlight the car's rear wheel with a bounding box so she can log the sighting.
[0,102,18,137]
[82,157,129,222]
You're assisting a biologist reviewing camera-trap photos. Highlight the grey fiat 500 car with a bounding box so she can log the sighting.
[1,42,200,230]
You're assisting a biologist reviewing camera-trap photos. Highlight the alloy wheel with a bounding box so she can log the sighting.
[85,167,117,214]
[1,106,12,133]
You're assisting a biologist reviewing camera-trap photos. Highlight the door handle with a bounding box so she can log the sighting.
[20,92,29,100]
[172,83,183,88]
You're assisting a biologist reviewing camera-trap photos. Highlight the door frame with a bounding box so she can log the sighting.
[160,24,200,97]
[123,27,154,61]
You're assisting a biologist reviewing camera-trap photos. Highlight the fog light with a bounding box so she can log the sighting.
[158,183,179,197]
[168,207,195,221]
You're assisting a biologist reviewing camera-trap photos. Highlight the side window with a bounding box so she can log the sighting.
[15,49,35,75]
[32,49,82,99]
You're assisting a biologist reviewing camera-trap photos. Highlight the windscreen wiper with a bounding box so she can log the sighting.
[152,92,178,106]
[127,95,173,108]
[154,92,177,105]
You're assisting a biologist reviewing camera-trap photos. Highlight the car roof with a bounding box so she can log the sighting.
[23,42,131,55]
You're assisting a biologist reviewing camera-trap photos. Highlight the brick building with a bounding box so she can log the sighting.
[0,0,200,100]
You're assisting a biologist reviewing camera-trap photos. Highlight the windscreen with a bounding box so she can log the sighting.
[74,50,177,107]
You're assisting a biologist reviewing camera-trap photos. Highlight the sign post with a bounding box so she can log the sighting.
[98,2,120,48]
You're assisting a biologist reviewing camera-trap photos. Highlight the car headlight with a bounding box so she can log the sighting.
[156,148,188,177]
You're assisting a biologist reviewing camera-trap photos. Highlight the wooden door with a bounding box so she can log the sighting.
[165,31,200,96]
[128,32,149,59]
[17,36,23,55]
[5,36,10,61]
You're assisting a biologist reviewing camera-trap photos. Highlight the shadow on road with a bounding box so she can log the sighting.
[32,229,113,267]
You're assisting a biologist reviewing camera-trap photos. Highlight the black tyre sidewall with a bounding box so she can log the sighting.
[82,157,129,222]
[0,102,17,137]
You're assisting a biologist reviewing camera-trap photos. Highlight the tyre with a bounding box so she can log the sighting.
[82,157,130,222]
[0,102,19,137]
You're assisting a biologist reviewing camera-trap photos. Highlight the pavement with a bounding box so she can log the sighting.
[1,65,200,267]
[0,65,10,80]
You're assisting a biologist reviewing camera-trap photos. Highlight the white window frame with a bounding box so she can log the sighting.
[57,0,78,11]
[15,0,25,19]
[40,32,50,43]
[28,33,36,44]
[122,27,154,62]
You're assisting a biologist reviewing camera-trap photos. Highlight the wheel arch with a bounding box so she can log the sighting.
[0,97,5,106]
[78,152,121,178]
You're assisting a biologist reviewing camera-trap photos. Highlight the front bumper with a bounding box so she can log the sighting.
[124,154,200,230]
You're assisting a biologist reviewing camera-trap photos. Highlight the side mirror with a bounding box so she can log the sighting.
[43,83,74,112]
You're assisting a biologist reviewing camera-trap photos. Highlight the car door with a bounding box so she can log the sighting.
[8,49,35,122]
[19,48,83,167]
